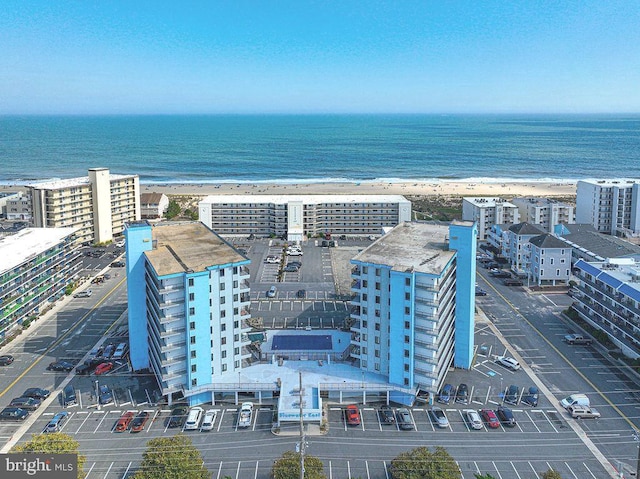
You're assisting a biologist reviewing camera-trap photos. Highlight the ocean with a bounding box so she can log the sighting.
[1,114,639,184]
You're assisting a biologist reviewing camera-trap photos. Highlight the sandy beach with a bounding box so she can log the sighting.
[138,180,576,198]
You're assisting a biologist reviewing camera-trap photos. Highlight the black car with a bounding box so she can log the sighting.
[22,388,50,400]
[475,287,487,296]
[111,261,125,268]
[283,265,298,272]
[76,358,103,375]
[98,385,113,405]
[167,405,188,428]
[47,361,74,372]
[504,385,520,405]
[296,289,306,298]
[522,386,539,407]
[0,355,14,366]
[0,407,29,421]
[495,406,517,427]
[455,383,469,404]
[9,397,41,411]
[378,405,395,424]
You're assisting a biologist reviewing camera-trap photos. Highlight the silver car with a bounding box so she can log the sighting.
[495,356,520,371]
[430,407,449,428]
[464,409,483,430]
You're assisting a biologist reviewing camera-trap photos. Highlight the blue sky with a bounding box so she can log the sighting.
[1,1,639,114]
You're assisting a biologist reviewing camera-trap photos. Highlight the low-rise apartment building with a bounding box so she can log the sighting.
[576,179,640,237]
[572,257,640,358]
[512,197,574,233]
[198,194,412,242]
[0,227,80,339]
[500,222,546,275]
[462,197,520,241]
[140,192,169,219]
[554,224,640,265]
[125,221,251,406]
[29,168,140,245]
[527,234,572,286]
[349,220,477,401]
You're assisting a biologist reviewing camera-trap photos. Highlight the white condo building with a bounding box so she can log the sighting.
[198,195,412,242]
[462,197,520,241]
[29,168,141,245]
[512,197,575,233]
[576,179,640,237]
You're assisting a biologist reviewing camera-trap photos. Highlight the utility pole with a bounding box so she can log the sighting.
[298,371,305,479]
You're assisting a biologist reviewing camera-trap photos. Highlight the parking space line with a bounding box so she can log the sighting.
[76,412,92,434]
[541,411,559,433]
[511,462,523,479]
[215,462,223,479]
[329,460,333,479]
[122,461,132,479]
[525,411,541,432]
[254,461,259,479]
[103,462,114,479]
[583,462,598,478]
[235,462,241,479]
[85,462,96,478]
[93,410,107,433]
[492,461,503,479]
[408,409,418,431]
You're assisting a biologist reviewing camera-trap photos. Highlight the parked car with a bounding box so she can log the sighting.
[455,383,469,404]
[480,409,501,429]
[94,362,114,375]
[45,411,68,432]
[378,405,395,424]
[504,385,520,405]
[111,261,125,267]
[0,355,14,366]
[0,407,29,421]
[130,411,150,432]
[430,407,449,428]
[264,255,279,264]
[345,405,360,426]
[437,383,454,404]
[73,290,93,298]
[76,358,102,375]
[201,409,217,431]
[167,405,188,428]
[98,385,113,405]
[185,407,204,430]
[495,356,521,371]
[9,397,41,411]
[287,249,303,256]
[283,265,299,272]
[522,386,539,407]
[62,384,77,407]
[114,411,135,432]
[495,406,517,427]
[47,361,74,372]
[567,405,601,419]
[266,286,277,298]
[475,287,487,296]
[102,344,116,359]
[396,408,413,430]
[464,409,483,430]
[504,278,524,286]
[22,388,50,400]
[296,289,306,298]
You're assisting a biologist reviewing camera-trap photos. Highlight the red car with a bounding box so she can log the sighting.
[94,362,113,375]
[130,411,150,433]
[345,405,360,426]
[480,409,500,429]
[114,412,135,432]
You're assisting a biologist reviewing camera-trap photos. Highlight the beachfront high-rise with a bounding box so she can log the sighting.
[511,197,575,233]
[349,221,477,400]
[462,197,520,241]
[29,168,141,245]
[576,179,640,237]
[198,194,412,241]
[125,221,251,405]
[0,227,80,339]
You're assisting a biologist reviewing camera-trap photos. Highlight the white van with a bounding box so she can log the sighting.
[560,393,590,409]
[184,407,203,430]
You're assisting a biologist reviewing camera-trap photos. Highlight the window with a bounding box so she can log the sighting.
[362,347,367,355]
[375,363,380,371]
[405,292,410,300]
[375,282,380,290]
[362,266,368,274]
[362,307,367,315]
[221,364,227,372]
[550,258,555,265]
[404,321,410,329]
[556,269,560,276]
[374,349,380,358]
[220,297,226,304]
[220,283,225,290]
[404,378,409,386]
[191,378,197,386]
[220,269,225,277]
[235,360,240,368]
[221,310,226,318]
[374,323,380,331]
[221,350,227,358]
[375,268,381,276]
[361,320,367,328]
[234,334,239,342]
[375,309,381,317]
[190,321,195,330]
[190,350,196,358]
[221,323,226,332]
[189,292,195,301]
[362,333,367,341]
[189,307,195,316]
[404,349,409,357]
[191,365,197,373]
[362,360,367,368]
[190,336,196,344]
[362,280,368,288]
[404,364,410,372]
[404,306,410,315]
[362,293,368,301]
[375,296,380,304]
[234,347,240,355]
[405,277,411,286]
[405,335,410,343]
[374,336,380,344]
[188,278,194,287]
[221,337,226,345]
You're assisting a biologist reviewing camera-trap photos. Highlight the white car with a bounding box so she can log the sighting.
[264,255,280,264]
[495,356,521,371]
[267,286,277,298]
[184,407,203,430]
[287,249,303,256]
[201,409,217,431]
[115,240,125,248]
[464,409,483,430]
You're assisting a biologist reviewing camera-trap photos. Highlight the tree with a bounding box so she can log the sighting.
[12,433,86,479]
[390,446,461,479]
[271,450,326,479]
[541,470,563,479]
[132,435,209,479]
[165,200,181,219]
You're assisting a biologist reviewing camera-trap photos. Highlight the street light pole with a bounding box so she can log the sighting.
[95,380,100,410]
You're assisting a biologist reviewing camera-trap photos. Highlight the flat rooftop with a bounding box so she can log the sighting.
[200,194,409,205]
[352,222,455,275]
[28,173,136,191]
[578,179,638,187]
[0,227,77,274]
[145,222,247,276]
[463,197,517,208]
